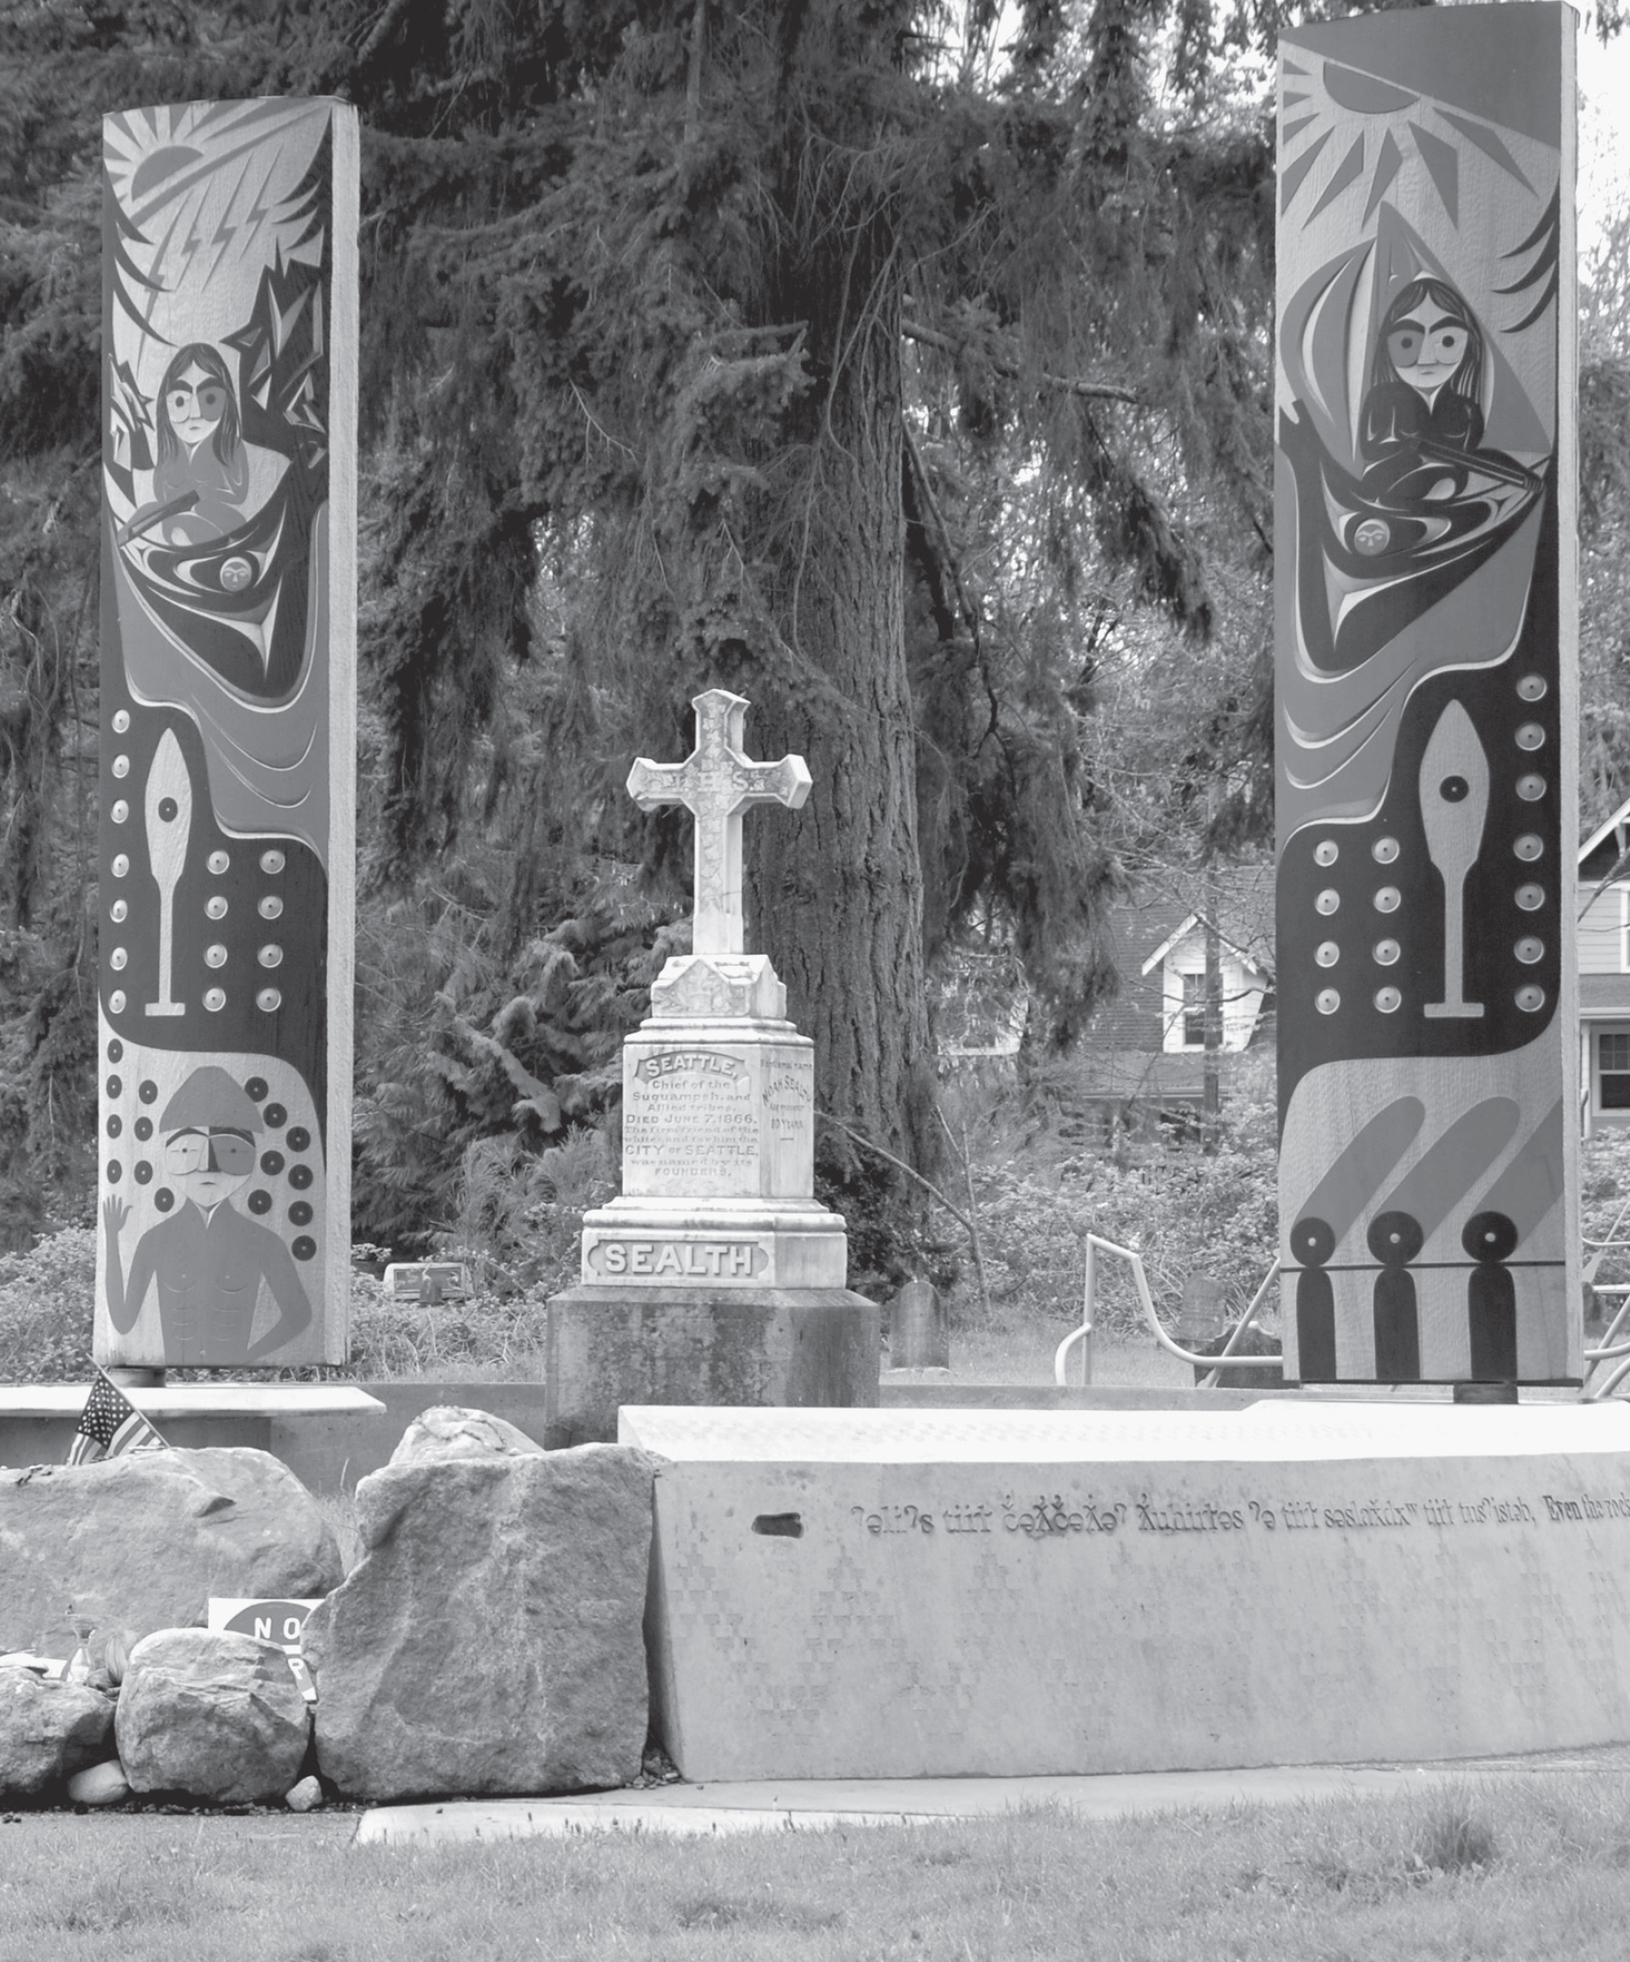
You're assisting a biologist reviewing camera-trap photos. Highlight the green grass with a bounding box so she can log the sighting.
[944,1326,1193,1388]
[6,1778,1630,1960]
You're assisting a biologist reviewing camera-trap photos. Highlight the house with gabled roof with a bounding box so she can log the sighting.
[1073,865,1276,1135]
[942,819,1630,1142]
[1578,796,1630,1133]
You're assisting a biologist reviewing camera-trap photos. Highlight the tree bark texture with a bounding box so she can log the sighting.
[744,296,937,1178]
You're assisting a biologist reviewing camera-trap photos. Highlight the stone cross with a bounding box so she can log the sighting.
[627,691,811,956]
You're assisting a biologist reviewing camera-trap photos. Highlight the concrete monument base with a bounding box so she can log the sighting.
[623,1400,1630,1782]
[544,1287,879,1448]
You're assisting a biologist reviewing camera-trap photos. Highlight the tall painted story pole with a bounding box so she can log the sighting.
[1273,5,1579,1387]
[97,100,359,1370]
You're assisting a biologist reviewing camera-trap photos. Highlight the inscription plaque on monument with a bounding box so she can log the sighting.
[620,1043,815,1200]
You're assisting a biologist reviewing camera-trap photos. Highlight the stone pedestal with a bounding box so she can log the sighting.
[544,1287,878,1449]
[547,944,879,1442]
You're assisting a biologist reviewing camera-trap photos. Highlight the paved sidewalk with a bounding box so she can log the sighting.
[354,1746,1630,1846]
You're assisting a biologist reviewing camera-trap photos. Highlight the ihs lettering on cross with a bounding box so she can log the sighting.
[628,691,811,956]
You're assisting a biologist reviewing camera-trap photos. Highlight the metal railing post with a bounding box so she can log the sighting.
[1054,1233,1283,1386]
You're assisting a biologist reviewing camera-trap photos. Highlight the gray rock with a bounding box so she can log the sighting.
[0,1670,115,1797]
[284,1773,323,1811]
[304,1445,656,1803]
[66,1758,131,1807]
[116,1629,310,1804]
[1,1449,342,1662]
[389,1405,545,1466]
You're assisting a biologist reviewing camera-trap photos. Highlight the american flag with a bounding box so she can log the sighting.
[66,1369,170,1466]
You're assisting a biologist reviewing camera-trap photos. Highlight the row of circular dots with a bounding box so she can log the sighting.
[104,707,287,1015]
[1309,681,1550,1018]
[102,1039,318,1259]
[106,849,287,1018]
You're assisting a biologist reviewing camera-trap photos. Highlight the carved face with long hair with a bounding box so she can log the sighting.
[155,343,242,464]
[1371,278,1483,408]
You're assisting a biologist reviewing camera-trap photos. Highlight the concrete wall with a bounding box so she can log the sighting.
[1,1380,1295,1489]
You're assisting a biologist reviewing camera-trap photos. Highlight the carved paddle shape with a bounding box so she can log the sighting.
[144,729,192,1017]
[1420,700,1488,1020]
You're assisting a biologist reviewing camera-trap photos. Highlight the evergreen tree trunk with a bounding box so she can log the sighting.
[747,288,936,1178]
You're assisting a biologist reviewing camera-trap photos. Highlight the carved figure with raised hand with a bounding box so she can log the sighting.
[103,1065,311,1365]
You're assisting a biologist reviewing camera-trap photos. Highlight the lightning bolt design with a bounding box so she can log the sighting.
[202,157,255,290]
[181,188,206,276]
[241,159,278,259]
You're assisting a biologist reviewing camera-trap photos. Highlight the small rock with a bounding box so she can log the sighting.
[116,1629,310,1805]
[66,1759,130,1807]
[388,1405,544,1465]
[0,1671,115,1798]
[284,1774,323,1812]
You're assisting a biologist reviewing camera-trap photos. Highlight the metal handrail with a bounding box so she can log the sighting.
[1582,1285,1630,1400]
[1054,1234,1283,1390]
[1052,1226,1630,1403]
[1583,1185,1630,1274]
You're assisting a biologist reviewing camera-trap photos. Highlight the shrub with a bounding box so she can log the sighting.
[0,1224,96,1383]
[943,1093,1280,1337]
[0,1226,557,1384]
[344,1267,549,1380]
[1583,1128,1630,1291]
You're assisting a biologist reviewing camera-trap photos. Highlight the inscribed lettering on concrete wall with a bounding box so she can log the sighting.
[1275,7,1579,1384]
[97,101,358,1366]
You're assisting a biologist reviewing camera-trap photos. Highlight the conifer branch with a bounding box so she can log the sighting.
[685,0,707,149]
[355,0,415,69]
[816,1111,971,1236]
[901,422,978,648]
[901,316,1143,407]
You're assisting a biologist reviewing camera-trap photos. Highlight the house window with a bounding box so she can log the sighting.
[1601,1032,1630,1110]
[1181,971,1205,1047]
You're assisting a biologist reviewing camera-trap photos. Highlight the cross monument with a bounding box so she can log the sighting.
[628,691,811,957]
[546,687,878,1444]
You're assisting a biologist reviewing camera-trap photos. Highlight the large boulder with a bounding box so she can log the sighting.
[0,1449,341,1661]
[389,1405,544,1466]
[116,1629,309,1803]
[304,1443,656,1802]
[0,1670,115,1798]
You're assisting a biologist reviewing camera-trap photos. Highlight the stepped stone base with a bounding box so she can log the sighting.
[544,1286,880,1448]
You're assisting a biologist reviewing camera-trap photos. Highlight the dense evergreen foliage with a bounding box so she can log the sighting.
[2,0,1626,1284]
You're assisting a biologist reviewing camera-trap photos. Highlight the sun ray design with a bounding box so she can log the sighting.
[1277,52,1552,237]
[1311,135,1366,220]
[1437,109,1532,193]
[1408,123,1458,227]
[1281,129,1332,213]
[1363,131,1404,224]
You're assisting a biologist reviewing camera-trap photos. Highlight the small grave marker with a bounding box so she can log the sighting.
[383,1261,472,1304]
